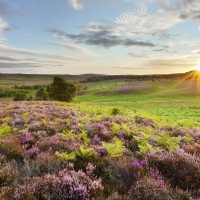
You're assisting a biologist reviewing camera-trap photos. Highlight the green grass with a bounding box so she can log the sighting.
[0,75,200,128]
[75,78,200,128]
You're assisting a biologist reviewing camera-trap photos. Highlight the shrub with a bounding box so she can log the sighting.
[49,76,77,102]
[111,107,120,115]
[103,160,138,194]
[0,155,19,187]
[13,92,27,101]
[147,152,200,193]
[0,137,23,161]
[19,132,35,148]
[1,163,103,200]
[128,175,190,200]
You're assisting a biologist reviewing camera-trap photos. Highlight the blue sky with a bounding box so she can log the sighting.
[0,0,200,75]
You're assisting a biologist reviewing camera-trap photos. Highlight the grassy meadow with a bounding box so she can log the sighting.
[76,78,200,128]
[0,73,200,199]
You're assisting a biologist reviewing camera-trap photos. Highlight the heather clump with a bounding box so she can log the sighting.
[147,151,200,194]
[1,163,103,200]
[0,101,199,199]
[36,133,80,152]
[128,175,191,200]
[0,137,23,161]
[0,155,19,187]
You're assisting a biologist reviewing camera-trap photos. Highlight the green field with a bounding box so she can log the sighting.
[75,78,200,128]
[0,73,200,128]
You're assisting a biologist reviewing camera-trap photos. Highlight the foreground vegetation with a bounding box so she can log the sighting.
[0,101,199,199]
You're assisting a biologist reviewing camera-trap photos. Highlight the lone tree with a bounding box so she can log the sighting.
[49,76,77,102]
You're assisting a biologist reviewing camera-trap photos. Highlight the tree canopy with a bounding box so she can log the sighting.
[49,77,77,102]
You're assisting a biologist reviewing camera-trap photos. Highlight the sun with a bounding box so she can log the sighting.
[194,66,200,72]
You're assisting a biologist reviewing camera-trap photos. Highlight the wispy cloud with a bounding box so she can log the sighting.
[68,0,83,10]
[115,4,181,35]
[47,27,156,48]
[128,52,150,58]
[0,17,8,42]
[166,39,199,47]
[157,0,200,21]
[0,44,85,62]
[0,1,22,16]
[0,44,89,71]
[49,42,98,56]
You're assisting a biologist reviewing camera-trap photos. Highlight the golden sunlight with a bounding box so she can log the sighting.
[194,66,200,71]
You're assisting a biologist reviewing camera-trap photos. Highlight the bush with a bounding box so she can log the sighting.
[111,108,120,115]
[1,163,103,200]
[49,76,77,102]
[13,92,27,101]
[128,176,190,200]
[0,155,19,187]
[147,152,200,193]
[35,87,49,100]
[0,137,23,161]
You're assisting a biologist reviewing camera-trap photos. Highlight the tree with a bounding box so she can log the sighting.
[35,87,49,100]
[13,92,27,101]
[49,77,77,102]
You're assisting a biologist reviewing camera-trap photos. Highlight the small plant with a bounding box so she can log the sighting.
[42,119,48,127]
[76,145,94,158]
[184,133,194,143]
[122,123,131,136]
[62,130,74,138]
[21,112,29,118]
[77,129,91,144]
[111,122,121,134]
[103,137,125,158]
[55,151,76,162]
[0,125,11,136]
[155,133,181,152]
[111,107,120,115]
[3,117,11,124]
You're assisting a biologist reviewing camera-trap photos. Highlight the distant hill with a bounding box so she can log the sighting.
[0,70,197,86]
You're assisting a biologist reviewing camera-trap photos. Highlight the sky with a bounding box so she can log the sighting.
[0,0,200,75]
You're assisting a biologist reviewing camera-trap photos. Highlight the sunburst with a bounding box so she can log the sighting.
[194,66,200,72]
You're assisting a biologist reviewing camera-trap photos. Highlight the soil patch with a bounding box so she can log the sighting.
[117,82,150,94]
[77,90,89,96]
[95,82,150,95]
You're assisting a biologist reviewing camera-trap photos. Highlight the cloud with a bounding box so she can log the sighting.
[0,44,89,71]
[67,0,137,10]
[0,56,19,61]
[115,4,181,35]
[47,27,156,48]
[154,48,165,52]
[49,42,97,56]
[68,0,83,10]
[0,62,42,69]
[166,39,199,47]
[128,52,150,58]
[0,17,8,30]
[157,0,200,21]
[0,17,8,42]
[0,1,22,16]
[0,44,85,62]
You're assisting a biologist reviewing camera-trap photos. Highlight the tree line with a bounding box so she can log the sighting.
[14,77,77,102]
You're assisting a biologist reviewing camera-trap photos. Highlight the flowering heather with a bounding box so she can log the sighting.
[0,101,199,199]
[27,146,40,158]
[1,163,103,200]
[131,161,144,168]
[19,132,35,146]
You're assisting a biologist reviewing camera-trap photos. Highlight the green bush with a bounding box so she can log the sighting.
[13,92,27,101]
[49,76,77,102]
